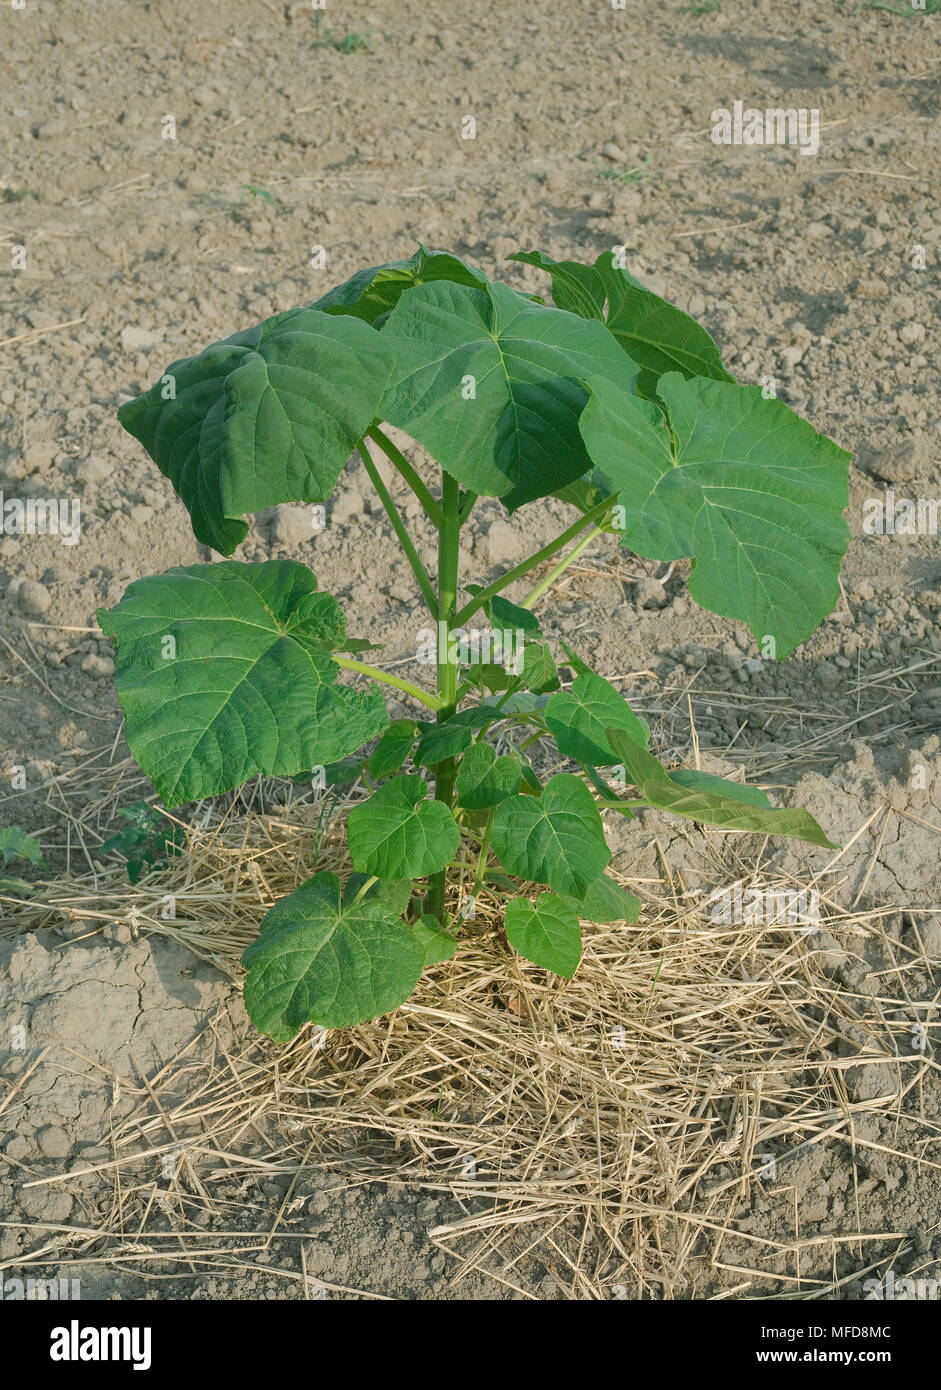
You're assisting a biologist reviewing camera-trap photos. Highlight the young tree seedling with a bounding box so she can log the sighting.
[100,244,848,1040]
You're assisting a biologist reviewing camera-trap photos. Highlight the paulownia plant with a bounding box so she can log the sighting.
[100,244,849,1040]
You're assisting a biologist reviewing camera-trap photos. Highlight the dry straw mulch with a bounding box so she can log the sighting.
[4,787,938,1300]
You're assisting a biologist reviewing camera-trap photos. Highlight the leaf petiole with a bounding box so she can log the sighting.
[333,655,444,712]
[358,437,438,615]
[454,497,613,625]
[351,874,379,903]
[471,808,496,899]
[520,522,608,609]
[366,425,444,528]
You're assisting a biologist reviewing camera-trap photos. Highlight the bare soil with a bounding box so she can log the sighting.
[0,0,939,1300]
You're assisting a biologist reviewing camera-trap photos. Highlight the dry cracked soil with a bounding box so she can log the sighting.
[0,0,939,1300]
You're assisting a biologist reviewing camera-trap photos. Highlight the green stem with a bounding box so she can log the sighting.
[426,471,462,923]
[453,497,612,625]
[520,522,606,609]
[359,439,438,616]
[366,425,443,528]
[471,809,495,899]
[333,656,443,712]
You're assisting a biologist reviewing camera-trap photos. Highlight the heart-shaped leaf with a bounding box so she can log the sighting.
[118,308,394,553]
[347,774,460,879]
[504,892,582,978]
[98,560,387,807]
[491,773,610,898]
[545,672,649,767]
[242,872,424,1039]
[455,744,522,810]
[580,373,850,656]
[380,279,638,508]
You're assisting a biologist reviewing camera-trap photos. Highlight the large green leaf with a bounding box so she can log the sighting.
[605,728,835,848]
[545,672,649,767]
[455,744,521,810]
[505,893,582,978]
[491,773,610,898]
[380,279,638,508]
[117,308,394,553]
[98,560,387,807]
[311,245,491,324]
[512,249,731,399]
[580,373,850,656]
[347,774,460,879]
[241,872,424,1038]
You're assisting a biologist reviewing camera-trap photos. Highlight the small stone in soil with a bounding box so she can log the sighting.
[16,579,51,616]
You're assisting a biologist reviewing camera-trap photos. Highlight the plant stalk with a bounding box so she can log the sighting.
[426,471,462,922]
